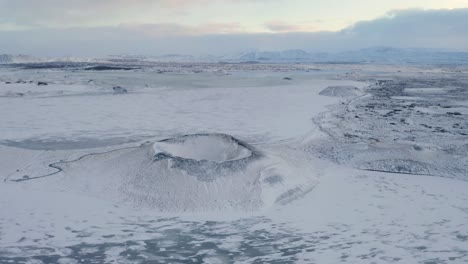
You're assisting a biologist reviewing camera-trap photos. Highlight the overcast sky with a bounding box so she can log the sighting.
[1,0,468,56]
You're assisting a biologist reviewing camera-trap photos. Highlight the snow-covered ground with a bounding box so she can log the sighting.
[0,63,467,263]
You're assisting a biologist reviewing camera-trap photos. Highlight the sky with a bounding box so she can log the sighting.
[1,0,468,56]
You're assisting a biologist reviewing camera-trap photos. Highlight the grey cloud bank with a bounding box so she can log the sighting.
[1,8,468,56]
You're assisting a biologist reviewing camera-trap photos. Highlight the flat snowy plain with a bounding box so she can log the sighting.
[0,62,467,263]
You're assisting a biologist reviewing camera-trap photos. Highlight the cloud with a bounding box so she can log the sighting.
[342,8,468,49]
[121,22,247,37]
[346,8,468,36]
[0,0,267,27]
[1,8,467,56]
[264,21,318,33]
[0,0,163,27]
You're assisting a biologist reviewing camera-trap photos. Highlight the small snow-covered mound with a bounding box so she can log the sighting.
[319,86,363,98]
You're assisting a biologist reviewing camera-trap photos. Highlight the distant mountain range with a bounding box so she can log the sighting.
[2,47,468,65]
[223,47,468,64]
[0,54,40,64]
[0,54,97,64]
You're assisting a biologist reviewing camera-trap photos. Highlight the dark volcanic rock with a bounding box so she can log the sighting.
[113,86,128,94]
[85,66,139,71]
[358,159,433,175]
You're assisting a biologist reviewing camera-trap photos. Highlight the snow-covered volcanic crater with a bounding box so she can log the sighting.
[18,133,315,212]
[152,134,260,181]
[154,134,257,163]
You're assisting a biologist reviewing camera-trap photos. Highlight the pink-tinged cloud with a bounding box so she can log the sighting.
[264,21,318,32]
[0,0,259,27]
[121,22,248,37]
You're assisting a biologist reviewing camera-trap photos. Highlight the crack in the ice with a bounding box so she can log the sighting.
[10,143,149,182]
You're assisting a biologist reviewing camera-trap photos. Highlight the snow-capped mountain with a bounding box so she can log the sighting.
[237,49,313,62]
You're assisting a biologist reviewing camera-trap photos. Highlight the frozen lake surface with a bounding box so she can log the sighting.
[0,62,467,263]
